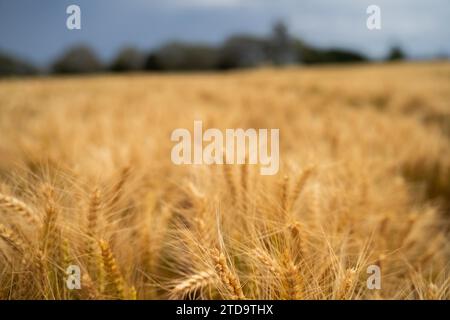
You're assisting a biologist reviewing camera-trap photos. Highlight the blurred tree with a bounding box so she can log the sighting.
[0,52,38,77]
[218,35,269,69]
[145,53,163,71]
[52,45,103,74]
[110,47,145,72]
[386,46,406,61]
[268,21,297,65]
[321,49,368,63]
[145,42,219,71]
[293,40,367,64]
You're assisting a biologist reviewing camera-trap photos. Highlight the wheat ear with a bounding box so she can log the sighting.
[337,268,357,300]
[108,166,130,211]
[87,188,101,236]
[0,223,27,254]
[81,273,100,299]
[0,193,39,224]
[212,248,245,300]
[253,249,281,277]
[40,186,60,257]
[99,239,125,299]
[86,188,101,273]
[288,166,314,211]
[170,270,216,299]
[289,221,305,262]
[281,251,303,300]
[284,262,303,300]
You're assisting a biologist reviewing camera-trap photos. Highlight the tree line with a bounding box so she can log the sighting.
[1,23,406,77]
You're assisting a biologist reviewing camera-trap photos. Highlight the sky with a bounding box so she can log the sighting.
[0,0,449,66]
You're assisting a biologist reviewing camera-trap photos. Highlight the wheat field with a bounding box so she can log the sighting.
[0,62,449,299]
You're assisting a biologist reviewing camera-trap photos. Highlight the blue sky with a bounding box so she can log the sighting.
[0,0,449,66]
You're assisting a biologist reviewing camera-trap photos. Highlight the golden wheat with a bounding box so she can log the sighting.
[0,62,449,300]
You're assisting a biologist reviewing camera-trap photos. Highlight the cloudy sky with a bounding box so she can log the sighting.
[0,0,449,66]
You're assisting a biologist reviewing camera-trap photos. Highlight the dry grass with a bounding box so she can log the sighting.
[0,62,449,299]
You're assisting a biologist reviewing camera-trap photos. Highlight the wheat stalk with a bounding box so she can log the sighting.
[280,175,290,214]
[240,161,248,213]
